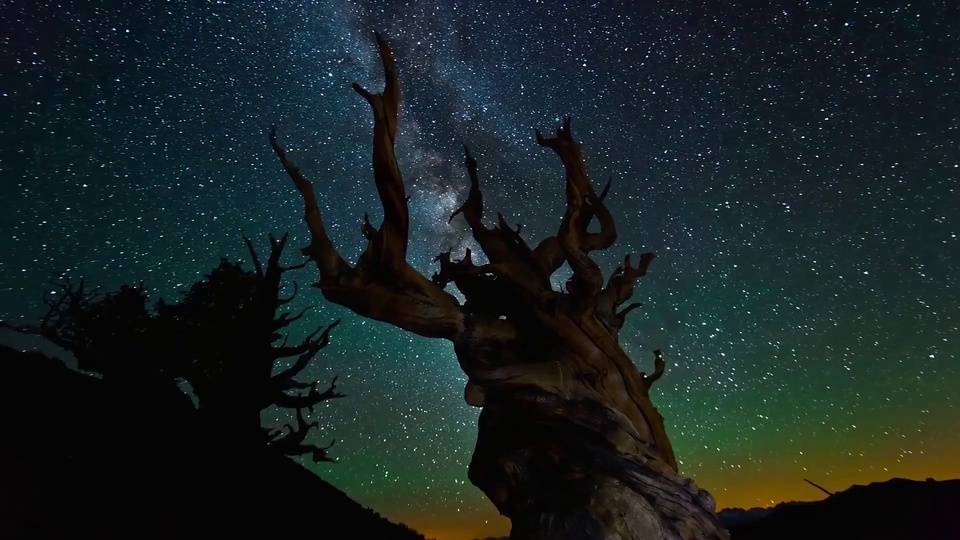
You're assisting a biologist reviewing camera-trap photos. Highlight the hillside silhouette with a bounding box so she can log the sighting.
[0,235,426,539]
[0,344,425,539]
[718,477,960,540]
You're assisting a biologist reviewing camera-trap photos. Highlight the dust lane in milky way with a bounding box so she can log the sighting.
[1,1,957,539]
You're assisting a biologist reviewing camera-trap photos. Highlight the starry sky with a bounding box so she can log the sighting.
[1,1,958,539]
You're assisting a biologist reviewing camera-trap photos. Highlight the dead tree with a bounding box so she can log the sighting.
[272,33,727,540]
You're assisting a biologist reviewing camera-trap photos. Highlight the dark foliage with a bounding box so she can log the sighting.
[2,233,345,460]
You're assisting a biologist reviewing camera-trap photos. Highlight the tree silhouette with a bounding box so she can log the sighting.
[163,233,345,459]
[4,234,344,462]
[271,33,728,539]
[2,279,193,415]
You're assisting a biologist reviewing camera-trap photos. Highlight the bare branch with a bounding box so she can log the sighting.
[0,320,39,335]
[272,305,314,331]
[643,349,666,389]
[264,232,289,278]
[447,145,552,298]
[272,319,339,366]
[596,252,656,326]
[273,376,347,411]
[270,126,351,280]
[272,329,338,394]
[282,260,309,273]
[581,176,617,252]
[310,439,338,463]
[269,407,317,450]
[360,213,376,240]
[243,234,264,278]
[535,117,604,306]
[448,145,483,227]
[352,31,407,272]
[274,34,463,340]
[265,424,292,442]
[804,478,835,496]
[530,133,616,282]
[611,302,643,331]
[268,407,337,463]
[278,281,299,306]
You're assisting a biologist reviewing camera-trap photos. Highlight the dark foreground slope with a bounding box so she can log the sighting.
[719,477,960,540]
[0,345,424,540]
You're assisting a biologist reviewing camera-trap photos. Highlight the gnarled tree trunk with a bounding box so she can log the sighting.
[271,32,728,540]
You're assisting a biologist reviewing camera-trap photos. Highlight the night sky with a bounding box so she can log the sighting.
[2,1,958,539]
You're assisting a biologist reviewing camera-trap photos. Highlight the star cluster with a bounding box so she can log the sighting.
[1,1,958,539]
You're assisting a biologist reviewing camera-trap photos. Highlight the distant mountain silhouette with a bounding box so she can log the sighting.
[719,477,960,540]
[0,344,425,539]
[472,477,960,540]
